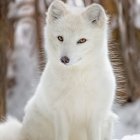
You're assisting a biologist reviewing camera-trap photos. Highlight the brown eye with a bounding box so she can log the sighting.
[92,19,97,24]
[77,38,87,44]
[57,36,63,42]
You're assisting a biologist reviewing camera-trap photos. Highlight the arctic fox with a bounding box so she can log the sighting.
[0,0,117,140]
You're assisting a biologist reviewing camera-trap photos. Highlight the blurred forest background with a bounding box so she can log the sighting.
[0,0,140,139]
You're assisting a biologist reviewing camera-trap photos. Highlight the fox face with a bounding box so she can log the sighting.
[45,0,108,67]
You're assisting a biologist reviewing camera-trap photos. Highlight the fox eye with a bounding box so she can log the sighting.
[77,38,87,44]
[92,19,97,24]
[57,36,63,42]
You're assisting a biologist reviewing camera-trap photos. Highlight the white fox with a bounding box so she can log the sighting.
[0,0,117,140]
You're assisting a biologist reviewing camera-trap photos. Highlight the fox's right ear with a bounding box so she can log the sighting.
[47,0,67,22]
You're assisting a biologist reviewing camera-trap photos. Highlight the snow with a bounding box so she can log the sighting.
[114,100,140,139]
[114,134,140,140]
[121,135,140,140]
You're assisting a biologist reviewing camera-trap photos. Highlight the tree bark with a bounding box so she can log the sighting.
[0,0,9,119]
[117,0,140,102]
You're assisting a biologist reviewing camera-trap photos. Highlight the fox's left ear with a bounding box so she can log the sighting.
[83,4,108,26]
[47,0,67,22]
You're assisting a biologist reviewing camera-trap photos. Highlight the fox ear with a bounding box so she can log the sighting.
[48,0,67,22]
[83,4,107,26]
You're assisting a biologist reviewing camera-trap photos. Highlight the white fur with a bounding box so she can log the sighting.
[0,118,22,140]
[0,1,117,140]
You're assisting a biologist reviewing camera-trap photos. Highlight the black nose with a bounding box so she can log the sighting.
[60,56,70,64]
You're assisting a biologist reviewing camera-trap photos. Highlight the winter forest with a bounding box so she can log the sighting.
[0,0,140,139]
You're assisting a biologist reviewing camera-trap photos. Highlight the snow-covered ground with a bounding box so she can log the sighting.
[114,100,140,139]
[116,134,140,140]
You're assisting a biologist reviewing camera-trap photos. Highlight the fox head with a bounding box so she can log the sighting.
[45,0,108,67]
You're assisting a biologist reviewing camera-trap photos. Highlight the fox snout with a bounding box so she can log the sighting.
[60,56,70,64]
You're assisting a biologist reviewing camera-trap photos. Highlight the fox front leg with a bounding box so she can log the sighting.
[54,111,69,140]
[101,118,113,140]
[87,117,102,140]
[101,112,118,140]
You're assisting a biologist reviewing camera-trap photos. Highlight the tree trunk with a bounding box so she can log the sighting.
[0,0,9,119]
[117,0,140,102]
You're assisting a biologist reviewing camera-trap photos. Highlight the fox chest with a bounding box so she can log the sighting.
[45,75,111,122]
[46,71,110,102]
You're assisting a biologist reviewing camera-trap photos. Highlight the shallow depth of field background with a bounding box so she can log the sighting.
[0,0,140,139]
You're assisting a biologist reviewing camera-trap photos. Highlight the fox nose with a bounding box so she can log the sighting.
[60,56,70,64]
